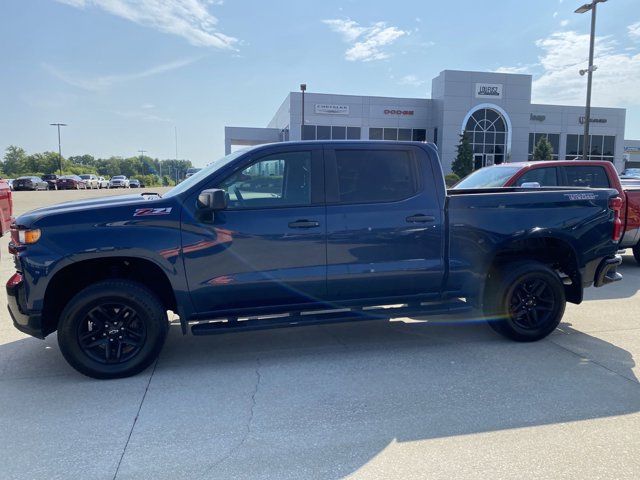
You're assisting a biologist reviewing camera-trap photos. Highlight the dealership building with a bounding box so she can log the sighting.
[225,70,631,172]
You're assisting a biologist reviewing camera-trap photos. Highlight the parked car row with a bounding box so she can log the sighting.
[5,175,145,190]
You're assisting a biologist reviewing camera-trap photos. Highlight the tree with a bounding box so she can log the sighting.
[533,136,554,161]
[452,133,473,178]
[2,145,27,176]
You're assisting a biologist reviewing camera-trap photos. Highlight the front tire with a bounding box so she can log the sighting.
[484,261,566,342]
[57,280,169,379]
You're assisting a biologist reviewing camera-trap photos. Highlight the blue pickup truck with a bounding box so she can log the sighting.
[7,141,623,378]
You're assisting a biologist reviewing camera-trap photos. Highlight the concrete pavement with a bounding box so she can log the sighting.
[1,189,640,479]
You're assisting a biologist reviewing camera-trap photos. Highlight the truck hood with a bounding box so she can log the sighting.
[16,193,162,226]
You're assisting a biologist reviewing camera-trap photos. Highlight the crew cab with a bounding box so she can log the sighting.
[454,160,640,262]
[7,142,623,379]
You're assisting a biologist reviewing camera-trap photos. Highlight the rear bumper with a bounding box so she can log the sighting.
[6,273,44,339]
[594,255,623,287]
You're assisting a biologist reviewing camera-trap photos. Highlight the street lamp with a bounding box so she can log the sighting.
[50,123,67,175]
[300,83,307,138]
[575,0,607,160]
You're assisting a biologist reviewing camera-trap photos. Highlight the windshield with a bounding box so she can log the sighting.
[79,175,90,179]
[453,166,522,189]
[163,148,251,198]
[112,176,125,180]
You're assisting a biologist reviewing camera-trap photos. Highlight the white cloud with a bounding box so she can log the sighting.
[553,11,558,18]
[398,74,425,86]
[495,65,533,74]
[560,19,569,27]
[323,18,408,62]
[55,0,237,49]
[629,21,640,41]
[43,57,199,91]
[531,31,640,107]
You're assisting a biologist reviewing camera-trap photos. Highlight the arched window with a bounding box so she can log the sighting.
[464,108,508,169]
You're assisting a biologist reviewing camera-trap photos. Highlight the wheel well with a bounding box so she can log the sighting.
[488,237,582,304]
[42,257,177,335]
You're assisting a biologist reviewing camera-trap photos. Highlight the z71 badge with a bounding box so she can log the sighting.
[133,207,172,217]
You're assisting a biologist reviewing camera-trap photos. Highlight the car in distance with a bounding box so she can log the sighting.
[41,174,60,190]
[620,168,640,178]
[57,175,87,190]
[6,179,14,191]
[6,141,623,379]
[129,179,141,188]
[109,175,130,188]
[185,167,201,178]
[12,176,49,191]
[79,174,99,189]
[97,177,109,189]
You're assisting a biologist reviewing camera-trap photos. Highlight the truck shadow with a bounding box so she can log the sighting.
[1,317,638,478]
[155,316,639,478]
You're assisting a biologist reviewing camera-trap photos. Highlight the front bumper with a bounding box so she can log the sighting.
[6,273,44,339]
[594,255,623,287]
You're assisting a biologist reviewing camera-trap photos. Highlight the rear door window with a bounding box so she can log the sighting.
[334,150,418,204]
[564,166,610,188]
[515,167,558,187]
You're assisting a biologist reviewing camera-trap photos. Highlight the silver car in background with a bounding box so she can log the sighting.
[79,174,99,189]
[108,175,130,188]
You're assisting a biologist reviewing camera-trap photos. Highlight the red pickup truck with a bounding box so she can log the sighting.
[455,160,640,261]
[0,179,12,237]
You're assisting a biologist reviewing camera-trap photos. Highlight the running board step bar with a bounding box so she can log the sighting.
[190,300,471,336]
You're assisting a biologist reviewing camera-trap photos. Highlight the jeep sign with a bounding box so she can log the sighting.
[475,83,503,99]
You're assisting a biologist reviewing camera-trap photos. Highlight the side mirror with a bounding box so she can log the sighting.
[520,182,541,188]
[197,188,227,211]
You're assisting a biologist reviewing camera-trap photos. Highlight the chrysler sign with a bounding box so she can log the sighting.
[315,104,349,115]
[475,83,503,99]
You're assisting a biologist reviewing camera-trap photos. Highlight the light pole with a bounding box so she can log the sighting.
[138,149,147,175]
[300,83,307,139]
[575,0,607,160]
[50,123,67,175]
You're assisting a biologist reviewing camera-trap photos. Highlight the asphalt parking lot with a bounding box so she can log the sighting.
[1,189,640,479]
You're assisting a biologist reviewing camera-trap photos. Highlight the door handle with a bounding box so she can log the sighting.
[406,214,435,223]
[288,220,320,229]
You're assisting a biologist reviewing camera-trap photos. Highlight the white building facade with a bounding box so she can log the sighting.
[225,70,628,173]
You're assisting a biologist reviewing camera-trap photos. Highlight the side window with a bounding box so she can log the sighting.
[217,151,311,209]
[516,168,558,186]
[335,150,418,204]
[564,166,610,188]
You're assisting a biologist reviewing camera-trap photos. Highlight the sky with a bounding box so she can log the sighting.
[1,0,639,167]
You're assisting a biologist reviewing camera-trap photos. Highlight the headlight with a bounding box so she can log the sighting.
[11,226,41,245]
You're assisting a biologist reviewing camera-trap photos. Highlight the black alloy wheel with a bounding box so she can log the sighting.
[485,261,566,342]
[77,303,147,365]
[507,277,557,330]
[57,280,168,379]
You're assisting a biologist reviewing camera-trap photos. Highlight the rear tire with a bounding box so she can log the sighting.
[57,280,169,379]
[484,261,566,342]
